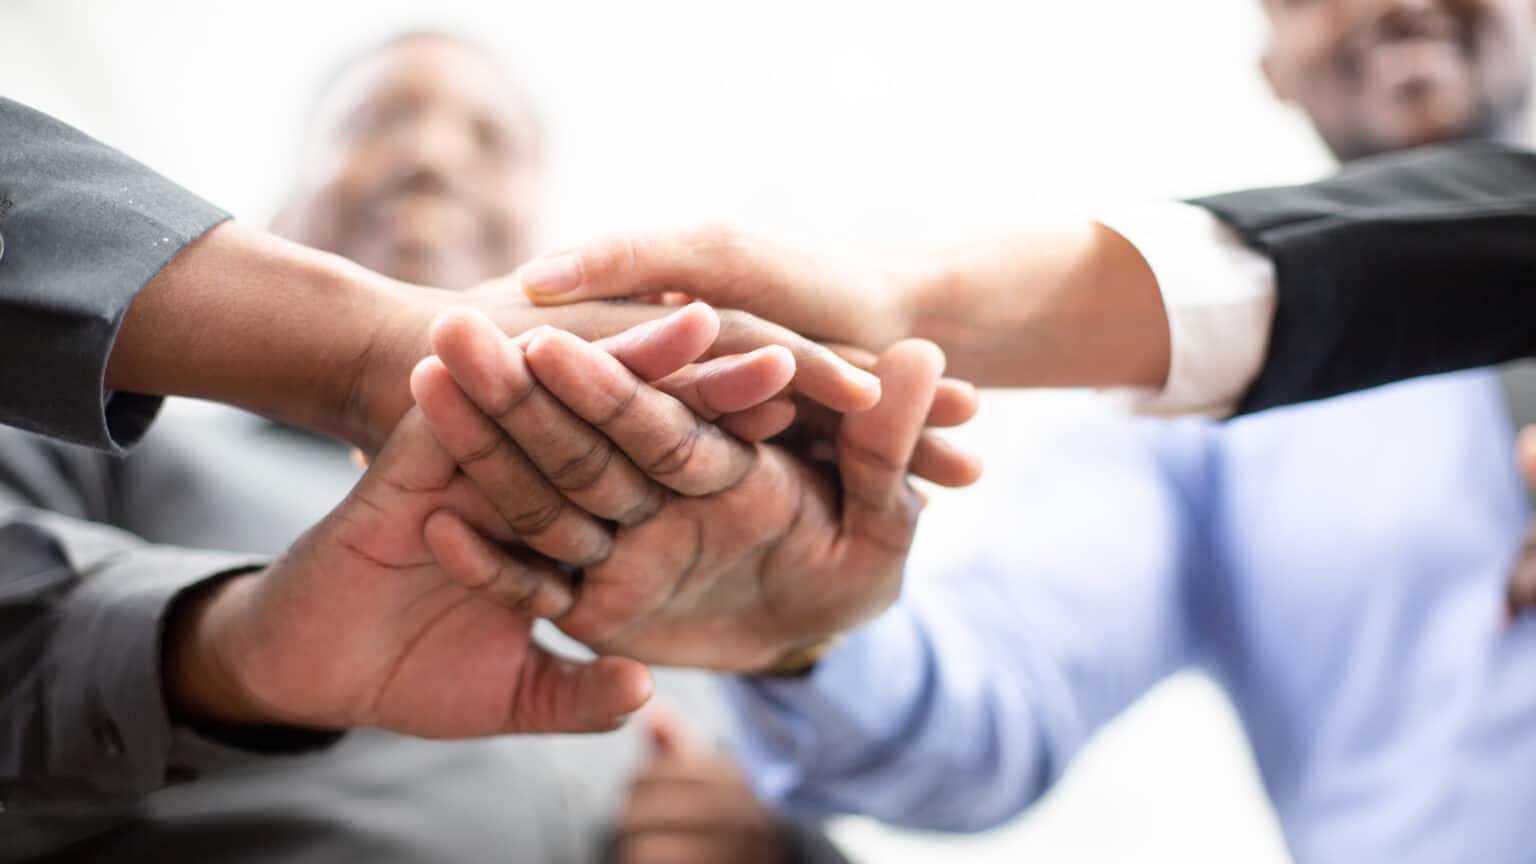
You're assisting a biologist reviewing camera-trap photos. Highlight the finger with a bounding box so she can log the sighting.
[711,310,880,412]
[838,339,945,546]
[1510,553,1536,618]
[1507,516,1536,620]
[590,301,721,382]
[507,648,653,734]
[359,407,459,494]
[827,343,976,428]
[718,398,797,442]
[909,433,984,488]
[524,328,760,496]
[518,230,756,307]
[652,346,796,418]
[412,356,619,562]
[930,379,980,427]
[422,510,576,619]
[428,309,667,527]
[517,233,882,411]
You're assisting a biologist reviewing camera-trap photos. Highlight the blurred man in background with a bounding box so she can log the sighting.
[710,2,1536,862]
[5,31,843,864]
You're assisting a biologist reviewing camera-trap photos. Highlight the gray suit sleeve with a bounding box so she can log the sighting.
[0,97,230,452]
[0,432,271,809]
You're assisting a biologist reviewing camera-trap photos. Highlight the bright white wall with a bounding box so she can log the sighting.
[1,1,1343,860]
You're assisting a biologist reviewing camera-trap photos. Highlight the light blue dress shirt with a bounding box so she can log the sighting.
[730,369,1536,863]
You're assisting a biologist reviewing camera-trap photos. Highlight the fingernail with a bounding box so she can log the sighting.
[518,254,582,297]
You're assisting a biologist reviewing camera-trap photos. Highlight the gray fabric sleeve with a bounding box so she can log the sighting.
[0,434,336,813]
[0,97,230,452]
[0,509,269,809]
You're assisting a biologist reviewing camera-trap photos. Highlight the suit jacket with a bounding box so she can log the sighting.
[1191,140,1536,415]
[0,97,227,451]
[0,99,845,862]
[1,400,845,863]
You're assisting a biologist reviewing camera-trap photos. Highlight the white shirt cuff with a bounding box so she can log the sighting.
[1096,202,1277,418]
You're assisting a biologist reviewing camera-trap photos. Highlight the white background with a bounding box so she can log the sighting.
[1,1,1369,860]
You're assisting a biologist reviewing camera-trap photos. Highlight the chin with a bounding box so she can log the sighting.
[1370,97,1483,150]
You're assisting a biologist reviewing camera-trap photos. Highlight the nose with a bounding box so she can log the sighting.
[396,110,479,175]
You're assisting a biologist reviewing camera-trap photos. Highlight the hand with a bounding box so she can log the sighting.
[111,223,877,457]
[414,311,948,671]
[514,222,1171,394]
[518,226,910,362]
[1508,425,1536,618]
[163,306,785,735]
[351,280,887,451]
[613,709,785,864]
[510,228,982,488]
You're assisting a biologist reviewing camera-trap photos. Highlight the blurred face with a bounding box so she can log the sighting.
[1262,0,1534,160]
[278,36,542,290]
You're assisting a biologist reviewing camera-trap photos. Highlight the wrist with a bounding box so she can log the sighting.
[902,223,1168,388]
[113,222,414,447]
[164,570,277,729]
[753,634,841,678]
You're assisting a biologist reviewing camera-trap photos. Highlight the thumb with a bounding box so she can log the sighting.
[837,339,945,545]
[519,230,748,307]
[507,649,654,734]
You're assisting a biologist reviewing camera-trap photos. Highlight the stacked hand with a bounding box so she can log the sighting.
[167,298,976,736]
[412,307,950,671]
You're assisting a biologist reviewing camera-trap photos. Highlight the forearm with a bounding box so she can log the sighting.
[899,222,1170,390]
[107,221,431,447]
[730,602,1053,832]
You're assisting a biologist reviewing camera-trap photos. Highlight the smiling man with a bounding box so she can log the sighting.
[1263,0,1531,158]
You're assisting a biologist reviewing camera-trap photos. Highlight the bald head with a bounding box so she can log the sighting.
[276,32,543,289]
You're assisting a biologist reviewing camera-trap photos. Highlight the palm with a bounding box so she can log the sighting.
[220,411,642,736]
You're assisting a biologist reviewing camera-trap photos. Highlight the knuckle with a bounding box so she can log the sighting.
[573,533,614,569]
[548,439,616,492]
[615,484,667,526]
[453,434,505,467]
[489,374,539,421]
[593,378,642,427]
[495,565,543,614]
[507,497,566,536]
[645,417,702,477]
[841,437,906,475]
